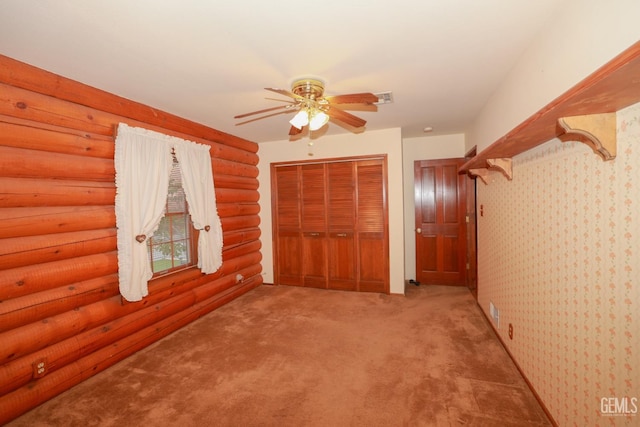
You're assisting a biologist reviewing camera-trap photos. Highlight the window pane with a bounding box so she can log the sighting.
[154,219,171,243]
[146,157,196,276]
[172,214,188,240]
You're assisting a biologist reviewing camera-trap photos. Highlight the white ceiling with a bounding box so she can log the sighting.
[0,0,563,143]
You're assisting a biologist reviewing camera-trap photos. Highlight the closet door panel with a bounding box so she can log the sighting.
[301,164,328,288]
[276,230,302,286]
[327,232,356,291]
[327,162,355,231]
[358,232,387,293]
[302,231,327,289]
[356,160,388,293]
[273,165,302,285]
[301,164,327,231]
[274,165,300,228]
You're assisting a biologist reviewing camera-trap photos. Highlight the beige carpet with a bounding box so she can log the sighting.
[7,284,551,426]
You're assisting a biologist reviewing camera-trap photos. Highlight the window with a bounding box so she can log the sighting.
[114,122,223,302]
[147,157,198,276]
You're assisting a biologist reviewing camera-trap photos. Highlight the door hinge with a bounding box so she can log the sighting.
[466,262,470,270]
[465,215,469,223]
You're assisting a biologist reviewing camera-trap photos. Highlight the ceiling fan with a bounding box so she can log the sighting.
[234,78,379,136]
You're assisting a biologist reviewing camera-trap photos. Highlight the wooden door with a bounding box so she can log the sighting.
[414,158,467,285]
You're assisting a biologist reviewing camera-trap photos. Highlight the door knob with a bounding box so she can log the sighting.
[416,228,422,233]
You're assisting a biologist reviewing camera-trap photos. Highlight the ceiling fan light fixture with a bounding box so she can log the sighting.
[289,109,309,129]
[309,110,329,131]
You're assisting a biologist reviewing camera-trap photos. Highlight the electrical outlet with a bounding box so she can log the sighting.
[489,301,500,328]
[32,357,47,379]
[508,323,513,340]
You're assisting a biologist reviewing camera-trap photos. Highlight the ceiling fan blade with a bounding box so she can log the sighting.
[235,109,294,126]
[234,104,294,119]
[265,97,299,103]
[326,106,367,128]
[289,125,303,136]
[331,103,378,112]
[324,92,379,105]
[265,87,305,101]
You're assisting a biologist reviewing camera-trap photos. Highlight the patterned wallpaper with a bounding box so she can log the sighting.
[477,102,639,426]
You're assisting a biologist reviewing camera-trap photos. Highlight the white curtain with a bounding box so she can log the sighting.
[114,123,223,302]
[174,140,223,273]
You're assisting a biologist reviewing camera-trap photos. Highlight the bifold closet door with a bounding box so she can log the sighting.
[272,156,389,293]
[273,165,302,286]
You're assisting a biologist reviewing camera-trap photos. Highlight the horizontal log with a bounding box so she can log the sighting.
[208,141,259,166]
[148,251,262,297]
[0,252,118,300]
[0,82,116,136]
[0,206,260,239]
[0,54,258,154]
[0,116,114,159]
[216,188,259,204]
[2,84,261,166]
[0,252,260,349]
[0,177,115,208]
[221,214,261,231]
[0,178,258,208]
[0,266,261,397]
[0,114,259,167]
[0,277,260,424]
[0,275,119,332]
[212,157,259,178]
[0,206,116,239]
[0,145,115,182]
[216,202,260,218]
[222,240,262,262]
[213,174,259,191]
[222,228,261,248]
[0,290,198,401]
[1,296,128,364]
[0,229,117,271]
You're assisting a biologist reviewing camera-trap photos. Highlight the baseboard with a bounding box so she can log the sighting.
[477,302,558,427]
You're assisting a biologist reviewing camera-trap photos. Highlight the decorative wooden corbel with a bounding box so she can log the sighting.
[468,158,512,185]
[486,158,513,181]
[468,168,490,185]
[557,112,616,160]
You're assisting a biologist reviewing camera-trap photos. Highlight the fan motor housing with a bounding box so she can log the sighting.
[292,79,325,99]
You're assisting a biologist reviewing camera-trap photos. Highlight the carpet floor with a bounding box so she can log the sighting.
[8,284,551,426]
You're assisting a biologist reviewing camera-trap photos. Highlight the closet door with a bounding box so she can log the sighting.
[272,156,389,293]
[327,162,357,291]
[273,165,302,286]
[301,164,328,288]
[356,160,388,293]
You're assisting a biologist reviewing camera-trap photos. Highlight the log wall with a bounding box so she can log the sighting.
[0,55,263,424]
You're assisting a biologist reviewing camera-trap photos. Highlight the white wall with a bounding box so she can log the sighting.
[257,128,405,294]
[468,0,640,153]
[401,134,466,280]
